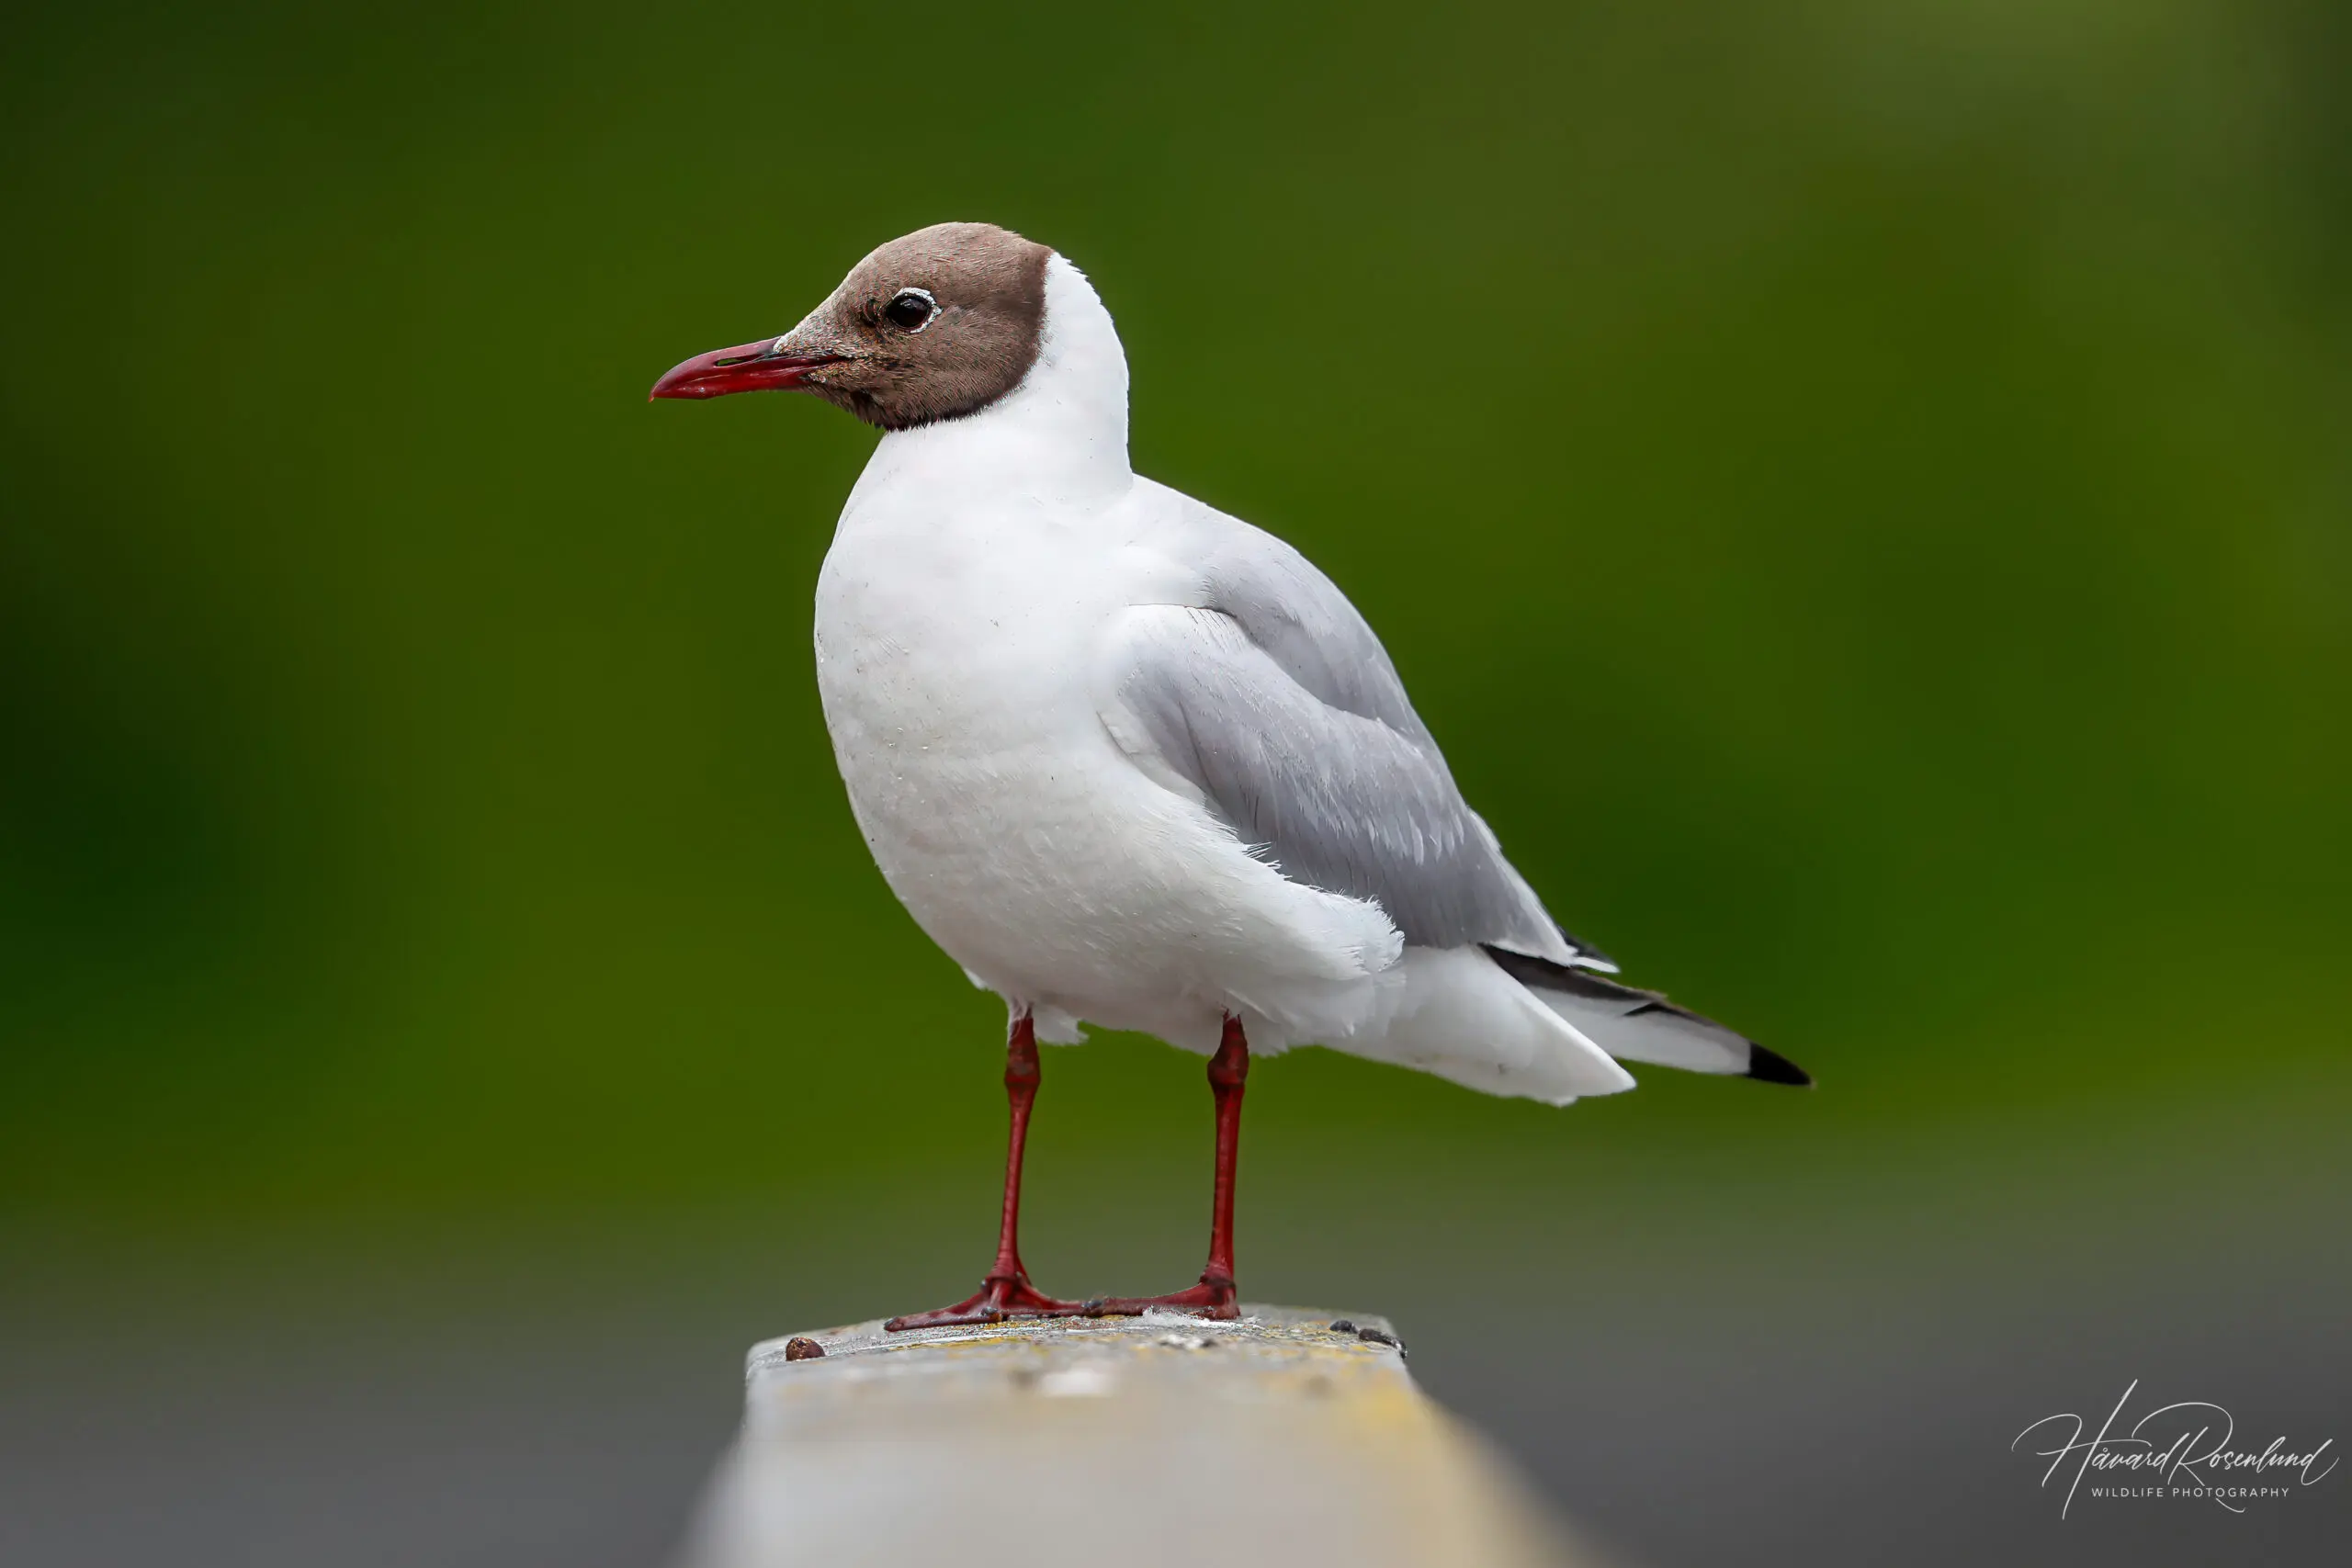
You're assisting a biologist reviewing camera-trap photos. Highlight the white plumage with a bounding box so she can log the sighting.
[812,255,1645,1103]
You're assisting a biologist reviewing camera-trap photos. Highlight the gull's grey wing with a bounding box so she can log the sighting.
[1104,516,1606,964]
[1190,534,1433,742]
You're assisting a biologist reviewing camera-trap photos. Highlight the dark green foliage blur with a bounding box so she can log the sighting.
[3,0,2346,1255]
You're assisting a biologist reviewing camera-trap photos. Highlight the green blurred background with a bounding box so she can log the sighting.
[3,2,2346,1564]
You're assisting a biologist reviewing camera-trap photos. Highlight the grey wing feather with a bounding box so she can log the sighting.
[1111,522,1586,960]
[1110,495,1795,1077]
[1193,539,1430,739]
[1483,948,1812,1085]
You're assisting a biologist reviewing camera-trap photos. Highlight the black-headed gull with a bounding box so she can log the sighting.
[652,222,1809,1327]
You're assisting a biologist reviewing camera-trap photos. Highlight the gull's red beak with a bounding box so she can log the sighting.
[649,339,848,401]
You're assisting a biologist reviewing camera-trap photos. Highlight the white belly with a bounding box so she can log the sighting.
[812,488,1393,1049]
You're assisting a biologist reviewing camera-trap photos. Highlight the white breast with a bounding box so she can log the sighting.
[810,257,1405,1054]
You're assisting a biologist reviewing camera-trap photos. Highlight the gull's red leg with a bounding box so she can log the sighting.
[885,1013,1086,1330]
[1085,1014,1250,1321]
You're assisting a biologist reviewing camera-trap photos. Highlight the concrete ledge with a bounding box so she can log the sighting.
[672,1305,1596,1568]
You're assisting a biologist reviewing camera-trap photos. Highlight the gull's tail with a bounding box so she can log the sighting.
[1482,946,1813,1085]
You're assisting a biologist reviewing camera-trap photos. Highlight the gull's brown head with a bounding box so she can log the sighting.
[650,221,1053,431]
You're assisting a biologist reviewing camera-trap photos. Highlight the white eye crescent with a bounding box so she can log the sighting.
[884,288,938,332]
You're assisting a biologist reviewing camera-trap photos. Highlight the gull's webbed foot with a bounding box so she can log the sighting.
[883,1272,1090,1331]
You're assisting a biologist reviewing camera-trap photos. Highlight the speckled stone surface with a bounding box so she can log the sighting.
[673,1306,1593,1568]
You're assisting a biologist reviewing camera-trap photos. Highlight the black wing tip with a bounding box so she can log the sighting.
[1746,1043,1814,1087]
[1557,932,1616,969]
[1484,944,1645,1003]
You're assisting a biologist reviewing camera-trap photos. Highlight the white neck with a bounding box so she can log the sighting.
[854,254,1132,503]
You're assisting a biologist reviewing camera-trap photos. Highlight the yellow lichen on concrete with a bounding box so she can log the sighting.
[671,1305,1601,1568]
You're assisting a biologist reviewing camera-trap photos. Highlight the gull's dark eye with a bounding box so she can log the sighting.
[884,288,937,333]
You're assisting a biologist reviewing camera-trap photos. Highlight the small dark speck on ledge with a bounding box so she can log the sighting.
[784,1337,826,1361]
[1355,1326,1401,1351]
[1328,1319,1356,1335]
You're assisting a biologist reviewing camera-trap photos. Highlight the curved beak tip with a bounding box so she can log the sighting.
[649,340,842,402]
